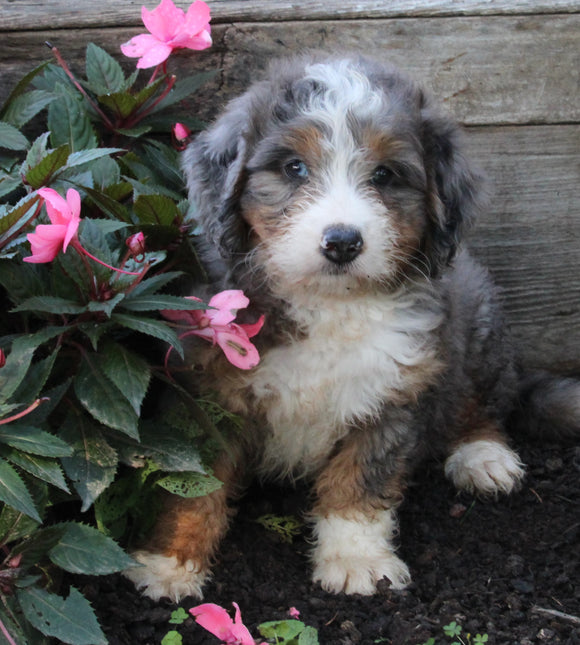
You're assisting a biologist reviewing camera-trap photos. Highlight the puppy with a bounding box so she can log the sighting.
[125,54,580,601]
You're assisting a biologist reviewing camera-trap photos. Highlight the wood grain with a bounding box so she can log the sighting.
[1,0,579,31]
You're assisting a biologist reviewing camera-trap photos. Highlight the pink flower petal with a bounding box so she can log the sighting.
[142,0,184,42]
[37,187,71,226]
[184,0,211,35]
[239,314,265,339]
[215,327,261,370]
[175,29,212,51]
[23,225,67,263]
[207,290,250,326]
[136,41,174,69]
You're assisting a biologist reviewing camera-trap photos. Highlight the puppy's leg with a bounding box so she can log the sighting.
[444,422,525,496]
[124,457,236,602]
[311,433,412,595]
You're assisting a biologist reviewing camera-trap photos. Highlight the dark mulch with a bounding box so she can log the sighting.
[79,439,580,645]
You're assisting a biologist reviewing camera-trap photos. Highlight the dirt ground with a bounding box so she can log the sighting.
[81,437,580,645]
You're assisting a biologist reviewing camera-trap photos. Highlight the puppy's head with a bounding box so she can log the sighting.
[183,55,483,297]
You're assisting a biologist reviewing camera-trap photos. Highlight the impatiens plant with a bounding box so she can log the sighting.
[0,1,263,643]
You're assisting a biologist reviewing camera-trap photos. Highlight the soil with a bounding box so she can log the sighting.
[78,438,580,645]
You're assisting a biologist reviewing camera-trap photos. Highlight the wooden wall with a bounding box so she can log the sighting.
[1,1,579,372]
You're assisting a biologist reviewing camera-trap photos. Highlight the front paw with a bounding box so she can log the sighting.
[123,550,209,602]
[311,510,411,595]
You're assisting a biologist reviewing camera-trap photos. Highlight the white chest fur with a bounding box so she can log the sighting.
[247,290,442,477]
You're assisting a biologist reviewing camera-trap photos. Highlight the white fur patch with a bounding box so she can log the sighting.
[123,551,208,602]
[311,510,411,595]
[444,439,525,496]
[250,291,441,476]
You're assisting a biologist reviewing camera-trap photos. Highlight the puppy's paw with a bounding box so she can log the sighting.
[445,439,525,496]
[311,510,410,595]
[123,550,209,602]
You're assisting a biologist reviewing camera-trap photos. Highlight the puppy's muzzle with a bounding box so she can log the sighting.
[320,225,364,265]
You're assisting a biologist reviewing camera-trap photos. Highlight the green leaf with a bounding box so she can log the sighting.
[25,143,71,189]
[3,449,70,492]
[0,60,50,119]
[111,313,184,358]
[149,71,217,114]
[49,522,135,574]
[59,414,118,512]
[86,293,125,318]
[0,121,29,151]
[10,349,58,406]
[0,604,31,645]
[0,335,37,405]
[0,192,41,250]
[259,620,305,641]
[80,185,131,221]
[48,85,97,151]
[133,194,181,226]
[299,626,320,644]
[127,270,183,297]
[66,147,124,169]
[0,171,20,200]
[74,355,139,439]
[17,586,107,645]
[161,632,183,645]
[169,607,189,625]
[11,296,86,315]
[97,342,151,415]
[121,293,206,312]
[156,471,223,498]
[0,425,72,457]
[1,90,55,129]
[0,503,39,544]
[0,458,41,521]
[98,92,137,120]
[85,43,125,94]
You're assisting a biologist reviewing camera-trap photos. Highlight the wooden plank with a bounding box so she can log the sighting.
[466,124,580,373]
[1,0,579,32]
[1,15,579,126]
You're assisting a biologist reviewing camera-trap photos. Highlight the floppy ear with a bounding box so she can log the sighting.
[421,106,485,276]
[181,98,253,264]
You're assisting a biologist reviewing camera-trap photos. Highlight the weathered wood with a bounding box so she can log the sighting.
[465,125,580,372]
[1,15,579,126]
[0,0,580,31]
[1,0,579,32]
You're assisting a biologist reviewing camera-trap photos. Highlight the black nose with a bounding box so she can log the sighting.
[320,225,364,264]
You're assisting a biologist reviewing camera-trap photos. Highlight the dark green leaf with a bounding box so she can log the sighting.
[23,131,51,171]
[134,194,181,226]
[17,586,107,645]
[48,85,97,151]
[85,43,126,94]
[10,349,58,405]
[74,355,139,439]
[1,90,55,129]
[111,313,184,357]
[49,522,135,574]
[98,92,137,120]
[0,425,72,457]
[127,270,183,297]
[0,500,39,544]
[97,342,151,415]
[0,172,22,200]
[0,192,41,248]
[0,335,37,405]
[121,293,206,312]
[25,143,71,189]
[59,413,118,512]
[156,471,222,498]
[66,147,124,169]
[3,449,70,492]
[0,458,41,521]
[86,293,125,318]
[11,296,85,315]
[0,605,30,645]
[0,60,50,119]
[78,185,131,222]
[149,71,217,114]
[0,121,29,151]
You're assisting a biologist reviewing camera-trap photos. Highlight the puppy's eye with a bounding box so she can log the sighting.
[370,165,397,188]
[284,159,309,181]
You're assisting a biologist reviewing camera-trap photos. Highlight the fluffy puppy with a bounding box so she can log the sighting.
[125,55,580,601]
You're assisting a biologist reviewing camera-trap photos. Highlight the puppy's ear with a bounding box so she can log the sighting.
[421,105,485,276]
[181,101,251,261]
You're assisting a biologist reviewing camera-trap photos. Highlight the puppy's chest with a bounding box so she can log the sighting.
[247,296,442,474]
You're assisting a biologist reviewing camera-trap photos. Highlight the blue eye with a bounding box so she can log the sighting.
[284,159,309,180]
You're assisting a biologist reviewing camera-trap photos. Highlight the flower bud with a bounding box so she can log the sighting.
[126,232,146,262]
[0,349,5,368]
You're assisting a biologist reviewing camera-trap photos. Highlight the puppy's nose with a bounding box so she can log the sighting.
[320,225,364,264]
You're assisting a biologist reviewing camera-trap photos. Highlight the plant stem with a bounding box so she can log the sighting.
[0,398,49,426]
[72,240,143,276]
[46,42,116,130]
[0,617,17,645]
[125,74,176,128]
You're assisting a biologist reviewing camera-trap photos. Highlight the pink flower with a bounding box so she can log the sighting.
[162,290,264,370]
[121,0,212,69]
[190,603,259,645]
[0,349,5,368]
[288,607,300,619]
[23,188,81,263]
